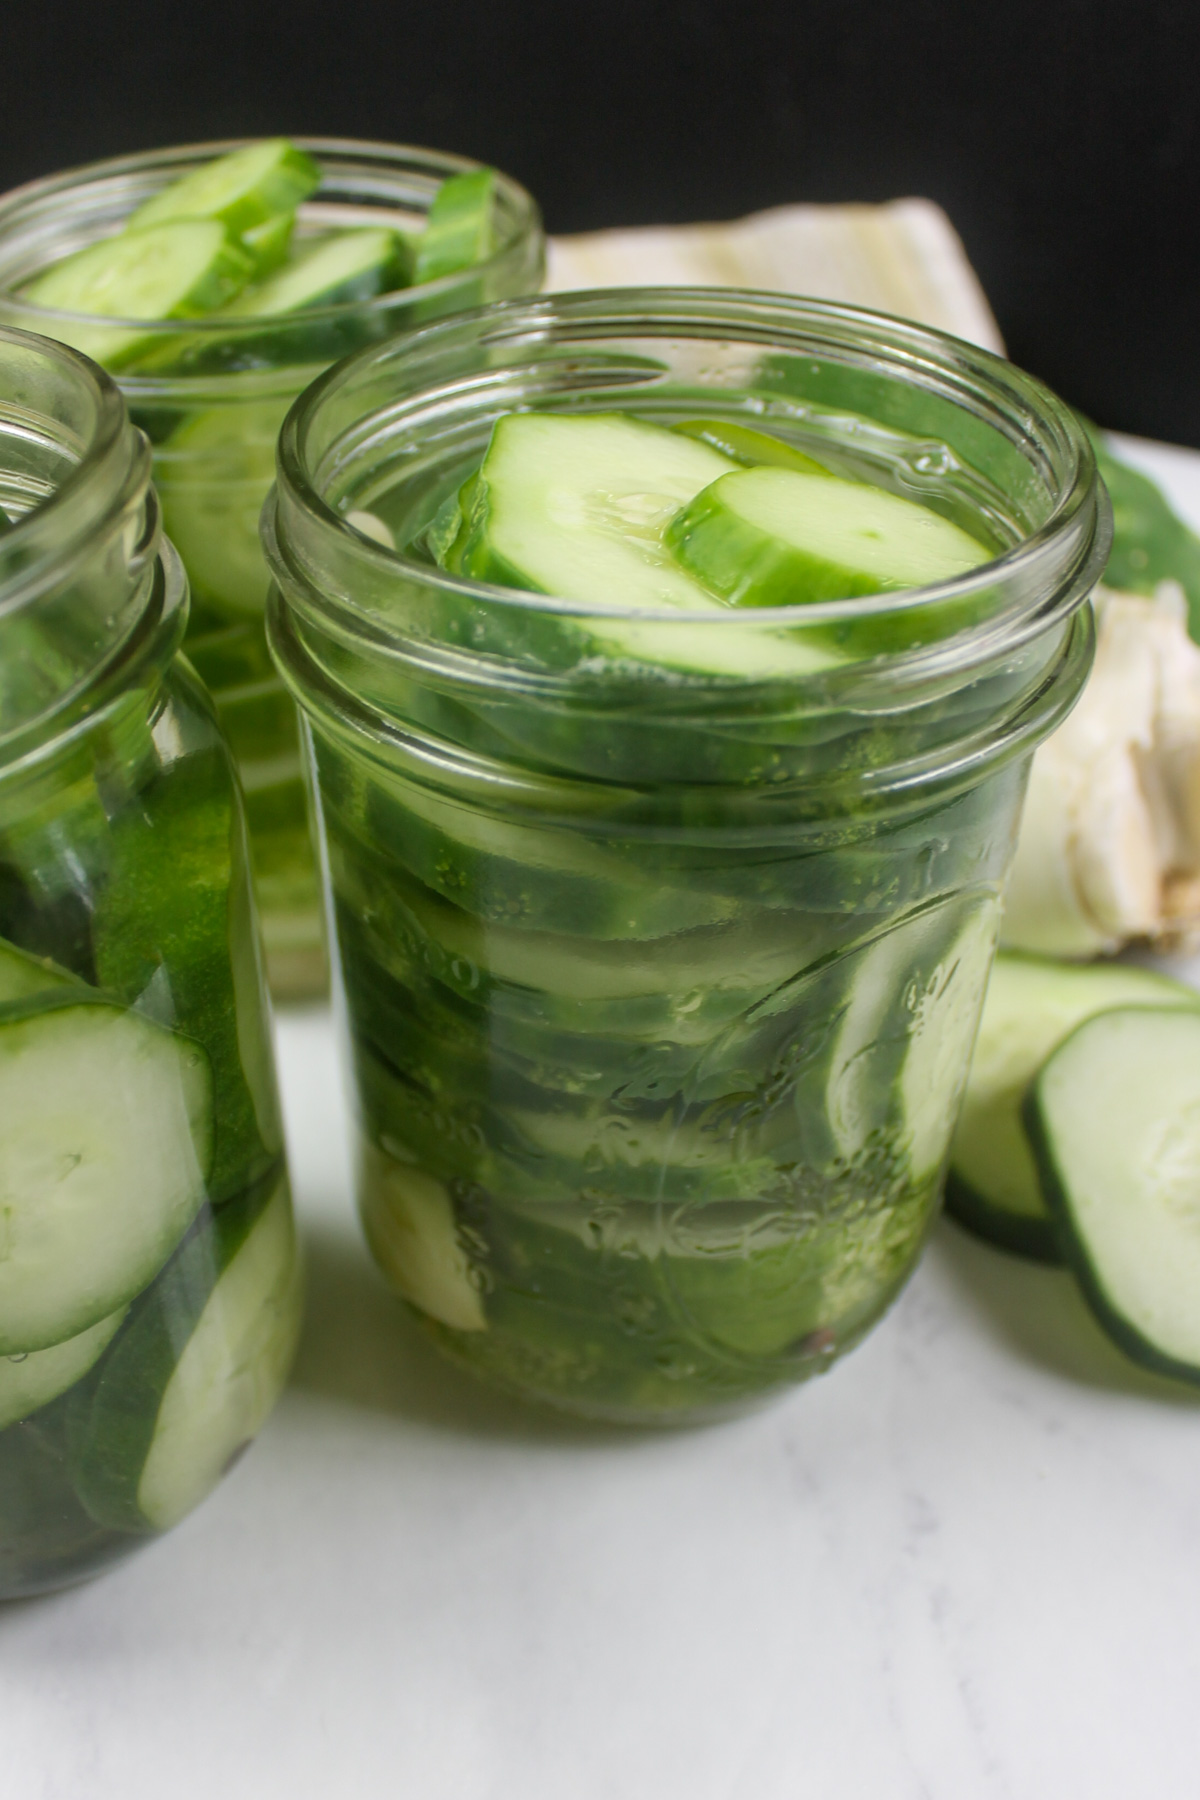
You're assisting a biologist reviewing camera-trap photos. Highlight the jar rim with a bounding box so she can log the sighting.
[0,322,145,607]
[0,138,543,341]
[269,286,1109,694]
[0,324,181,759]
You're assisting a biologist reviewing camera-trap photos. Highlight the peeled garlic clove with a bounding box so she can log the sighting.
[1000,584,1200,956]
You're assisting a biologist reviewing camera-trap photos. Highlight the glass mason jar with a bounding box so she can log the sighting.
[0,326,298,1597]
[264,290,1106,1424]
[0,141,544,998]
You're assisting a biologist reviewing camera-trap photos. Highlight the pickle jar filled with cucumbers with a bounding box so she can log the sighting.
[0,326,298,1597]
[265,289,1107,1425]
[0,139,544,997]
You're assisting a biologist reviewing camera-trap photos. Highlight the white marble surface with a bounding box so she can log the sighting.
[5,438,1200,1800]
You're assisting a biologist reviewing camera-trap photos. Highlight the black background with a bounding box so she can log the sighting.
[3,0,1199,443]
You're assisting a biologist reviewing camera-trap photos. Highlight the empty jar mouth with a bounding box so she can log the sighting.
[0,324,182,759]
[0,138,544,394]
[265,287,1107,804]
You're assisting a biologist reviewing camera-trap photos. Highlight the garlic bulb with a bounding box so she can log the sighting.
[1001,583,1200,956]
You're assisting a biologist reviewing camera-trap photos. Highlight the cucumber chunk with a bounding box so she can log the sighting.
[70,1173,300,1531]
[667,466,987,615]
[127,139,320,237]
[444,412,840,676]
[671,418,833,476]
[222,227,410,317]
[947,955,1198,1261]
[21,221,254,367]
[1025,1006,1200,1381]
[0,1306,126,1431]
[414,167,496,285]
[0,998,212,1354]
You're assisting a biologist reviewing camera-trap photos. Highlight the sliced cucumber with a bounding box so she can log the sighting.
[0,935,77,1004]
[671,418,833,475]
[21,221,254,368]
[947,955,1198,1261]
[825,896,997,1181]
[70,1173,300,1531]
[666,465,988,641]
[1025,1006,1200,1382]
[445,411,841,676]
[223,227,410,317]
[359,1141,485,1332]
[413,167,496,285]
[240,209,295,279]
[155,398,286,618]
[0,997,212,1354]
[128,139,320,237]
[92,745,283,1205]
[0,1306,126,1431]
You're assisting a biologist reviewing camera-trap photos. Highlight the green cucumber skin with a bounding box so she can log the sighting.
[414,168,496,285]
[670,418,833,476]
[92,726,282,1206]
[1022,1033,1200,1388]
[943,1170,1063,1264]
[66,1173,281,1533]
[128,141,321,237]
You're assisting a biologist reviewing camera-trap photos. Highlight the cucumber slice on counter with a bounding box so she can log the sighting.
[240,209,295,279]
[21,221,255,367]
[127,139,320,237]
[947,955,1198,1262]
[441,411,841,676]
[1024,1006,1200,1382]
[223,226,410,317]
[70,1173,300,1531]
[672,418,833,475]
[413,167,496,285]
[0,996,212,1354]
[666,466,988,623]
[0,1306,126,1431]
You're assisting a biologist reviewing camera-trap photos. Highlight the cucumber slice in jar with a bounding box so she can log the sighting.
[0,1306,126,1431]
[413,167,496,284]
[440,412,841,676]
[69,1173,300,1532]
[127,139,321,236]
[1024,1006,1200,1382]
[948,955,1199,1261]
[20,222,255,368]
[0,997,212,1355]
[155,399,285,619]
[222,227,411,316]
[240,209,295,279]
[665,466,988,645]
[671,418,834,475]
[359,1144,485,1332]
[92,745,283,1205]
[825,896,998,1182]
[0,935,77,1003]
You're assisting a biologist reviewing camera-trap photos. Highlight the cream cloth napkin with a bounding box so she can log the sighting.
[547,198,1004,353]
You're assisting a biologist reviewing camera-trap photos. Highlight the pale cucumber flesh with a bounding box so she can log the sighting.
[1027,1006,1200,1378]
[948,955,1198,1257]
